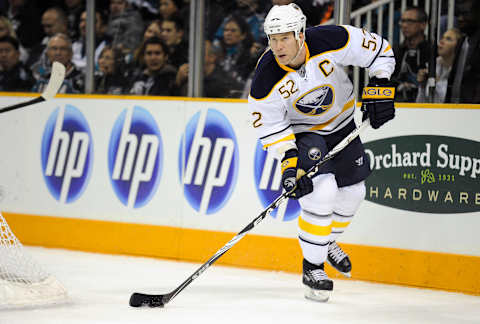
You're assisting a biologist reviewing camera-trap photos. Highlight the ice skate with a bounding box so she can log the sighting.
[302,259,333,302]
[327,241,352,277]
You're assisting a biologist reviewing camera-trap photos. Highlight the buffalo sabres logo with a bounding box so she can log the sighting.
[308,147,322,161]
[294,85,334,116]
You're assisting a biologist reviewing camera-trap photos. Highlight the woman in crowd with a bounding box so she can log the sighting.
[213,14,261,84]
[416,28,462,103]
[95,45,128,94]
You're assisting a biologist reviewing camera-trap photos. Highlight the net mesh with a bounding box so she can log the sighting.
[0,212,68,308]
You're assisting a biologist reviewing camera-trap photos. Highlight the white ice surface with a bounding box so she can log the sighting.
[1,247,480,324]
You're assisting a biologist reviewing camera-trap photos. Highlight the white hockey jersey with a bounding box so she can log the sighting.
[248,25,395,156]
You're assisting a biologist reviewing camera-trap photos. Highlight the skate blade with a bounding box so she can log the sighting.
[304,287,331,303]
[326,260,351,278]
[342,271,351,278]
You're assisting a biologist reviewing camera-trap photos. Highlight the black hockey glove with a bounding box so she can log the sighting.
[361,77,396,129]
[281,149,313,199]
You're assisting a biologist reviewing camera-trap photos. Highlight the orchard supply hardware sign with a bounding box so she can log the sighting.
[364,135,480,213]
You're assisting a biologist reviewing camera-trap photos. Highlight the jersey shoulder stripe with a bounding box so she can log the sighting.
[250,50,288,100]
[305,25,349,57]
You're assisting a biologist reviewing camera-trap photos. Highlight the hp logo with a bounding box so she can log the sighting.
[254,140,300,221]
[41,105,93,203]
[179,109,238,214]
[108,106,163,208]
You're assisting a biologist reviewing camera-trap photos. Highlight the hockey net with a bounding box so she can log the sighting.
[0,212,68,308]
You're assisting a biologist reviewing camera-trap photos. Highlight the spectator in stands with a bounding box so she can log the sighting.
[28,7,68,71]
[72,10,111,72]
[445,0,480,103]
[2,0,43,50]
[214,0,266,44]
[161,15,188,68]
[129,37,176,96]
[416,28,461,103]
[213,15,260,84]
[0,35,35,92]
[33,33,84,94]
[127,20,163,74]
[0,15,27,63]
[107,0,144,54]
[95,45,128,94]
[174,40,243,98]
[144,19,163,39]
[159,0,183,20]
[63,0,85,41]
[392,6,430,102]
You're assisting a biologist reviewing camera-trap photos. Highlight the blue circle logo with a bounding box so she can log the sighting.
[254,140,300,221]
[178,109,239,214]
[108,106,163,208]
[294,85,334,116]
[41,105,93,203]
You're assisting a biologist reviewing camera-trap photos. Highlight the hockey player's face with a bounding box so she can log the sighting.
[269,32,299,65]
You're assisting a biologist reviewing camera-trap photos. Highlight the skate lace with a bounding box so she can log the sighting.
[308,269,328,281]
[329,242,347,263]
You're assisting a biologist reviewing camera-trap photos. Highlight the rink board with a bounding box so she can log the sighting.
[0,93,479,294]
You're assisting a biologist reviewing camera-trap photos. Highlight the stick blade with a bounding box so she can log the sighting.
[129,293,166,308]
[41,61,66,100]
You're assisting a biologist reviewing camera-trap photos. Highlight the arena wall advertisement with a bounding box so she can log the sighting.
[0,93,478,294]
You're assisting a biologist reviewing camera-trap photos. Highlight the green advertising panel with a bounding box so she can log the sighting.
[364,135,480,213]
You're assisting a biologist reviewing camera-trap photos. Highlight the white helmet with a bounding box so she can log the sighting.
[264,3,307,41]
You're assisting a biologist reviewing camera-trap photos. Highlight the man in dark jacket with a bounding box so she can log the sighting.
[32,33,84,94]
[0,35,35,91]
[392,6,430,102]
[129,37,176,96]
[161,15,188,69]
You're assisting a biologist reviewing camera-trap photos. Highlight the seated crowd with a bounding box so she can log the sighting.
[0,0,479,103]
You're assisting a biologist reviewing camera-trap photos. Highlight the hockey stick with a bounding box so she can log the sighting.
[0,61,65,114]
[129,119,371,308]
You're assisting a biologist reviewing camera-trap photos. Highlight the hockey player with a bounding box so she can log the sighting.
[248,4,395,302]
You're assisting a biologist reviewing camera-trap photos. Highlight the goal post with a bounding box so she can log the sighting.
[0,212,68,308]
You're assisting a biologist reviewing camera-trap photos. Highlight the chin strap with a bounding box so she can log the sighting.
[286,39,305,67]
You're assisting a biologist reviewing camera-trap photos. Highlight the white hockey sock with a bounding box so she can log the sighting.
[298,209,332,265]
[331,181,366,242]
[330,212,353,242]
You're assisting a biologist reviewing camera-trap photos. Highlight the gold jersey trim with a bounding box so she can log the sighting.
[309,97,355,131]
